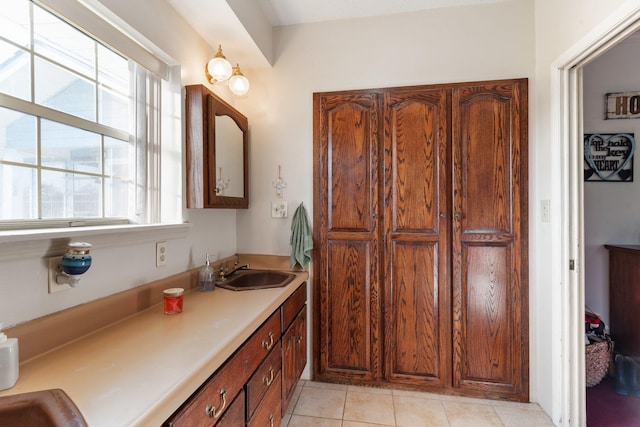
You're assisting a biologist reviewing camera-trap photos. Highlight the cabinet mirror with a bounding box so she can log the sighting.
[186,85,248,209]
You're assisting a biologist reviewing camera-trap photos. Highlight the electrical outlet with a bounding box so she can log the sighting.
[48,257,71,294]
[156,242,167,267]
[541,200,550,223]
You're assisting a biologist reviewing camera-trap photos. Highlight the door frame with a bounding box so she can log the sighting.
[553,5,640,426]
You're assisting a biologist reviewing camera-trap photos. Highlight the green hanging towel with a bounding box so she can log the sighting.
[290,202,313,269]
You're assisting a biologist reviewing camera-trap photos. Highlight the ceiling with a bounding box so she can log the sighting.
[166,0,514,68]
[255,0,508,26]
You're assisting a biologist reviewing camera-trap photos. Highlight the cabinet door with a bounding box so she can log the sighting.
[451,80,528,400]
[313,92,382,381]
[383,88,451,388]
[282,311,297,412]
[295,306,307,382]
[282,306,306,414]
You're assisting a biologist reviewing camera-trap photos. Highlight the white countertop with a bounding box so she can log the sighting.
[0,274,307,426]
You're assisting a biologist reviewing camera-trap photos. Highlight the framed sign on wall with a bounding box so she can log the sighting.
[584,133,635,182]
[605,91,640,119]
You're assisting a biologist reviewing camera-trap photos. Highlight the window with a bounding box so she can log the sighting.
[0,0,162,229]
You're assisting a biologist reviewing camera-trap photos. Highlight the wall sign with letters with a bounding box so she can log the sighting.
[584,133,635,182]
[605,91,640,119]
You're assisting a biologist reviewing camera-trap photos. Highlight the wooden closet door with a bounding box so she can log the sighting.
[383,88,451,388]
[313,92,382,381]
[451,80,528,400]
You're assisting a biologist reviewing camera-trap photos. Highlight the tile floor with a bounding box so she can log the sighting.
[282,380,555,427]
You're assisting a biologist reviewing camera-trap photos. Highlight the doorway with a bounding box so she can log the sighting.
[555,6,640,427]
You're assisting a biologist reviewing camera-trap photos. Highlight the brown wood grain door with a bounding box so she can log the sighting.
[451,80,528,400]
[383,88,451,388]
[313,92,382,381]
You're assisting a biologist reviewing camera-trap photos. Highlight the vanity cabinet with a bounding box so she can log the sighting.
[281,285,307,414]
[164,283,306,426]
[185,84,249,209]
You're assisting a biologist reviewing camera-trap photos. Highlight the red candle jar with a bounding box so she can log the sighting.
[163,288,184,314]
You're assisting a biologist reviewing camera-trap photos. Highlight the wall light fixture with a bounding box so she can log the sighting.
[205,45,250,96]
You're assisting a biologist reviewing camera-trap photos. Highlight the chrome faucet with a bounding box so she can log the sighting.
[219,263,250,281]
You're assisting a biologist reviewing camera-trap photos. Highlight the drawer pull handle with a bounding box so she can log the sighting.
[204,388,227,419]
[263,366,274,386]
[296,335,303,344]
[269,413,274,427]
[262,331,274,350]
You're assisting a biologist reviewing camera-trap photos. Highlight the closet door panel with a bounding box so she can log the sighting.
[383,89,450,388]
[388,94,443,232]
[327,101,376,232]
[461,244,511,383]
[388,242,441,381]
[451,80,528,401]
[314,92,382,382]
[458,92,512,233]
[325,241,375,374]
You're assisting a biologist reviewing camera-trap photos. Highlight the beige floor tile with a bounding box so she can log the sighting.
[342,421,395,427]
[442,401,504,427]
[281,412,292,426]
[493,405,556,427]
[348,384,393,394]
[305,380,349,390]
[343,391,396,425]
[438,393,497,406]
[293,386,346,419]
[394,395,450,427]
[489,399,546,410]
[392,388,450,400]
[287,415,343,427]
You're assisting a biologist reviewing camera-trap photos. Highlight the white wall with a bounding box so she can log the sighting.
[583,39,640,325]
[236,1,535,255]
[0,0,238,327]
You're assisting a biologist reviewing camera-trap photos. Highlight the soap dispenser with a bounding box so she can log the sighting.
[0,323,18,390]
[198,254,215,292]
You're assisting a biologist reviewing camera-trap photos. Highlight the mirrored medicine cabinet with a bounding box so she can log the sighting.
[185,84,249,209]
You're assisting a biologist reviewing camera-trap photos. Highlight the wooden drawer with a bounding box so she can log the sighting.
[281,283,306,332]
[246,341,282,418]
[165,310,281,426]
[215,390,246,427]
[248,370,282,427]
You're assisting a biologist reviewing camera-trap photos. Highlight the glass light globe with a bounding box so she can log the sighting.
[229,64,250,96]
[206,45,233,82]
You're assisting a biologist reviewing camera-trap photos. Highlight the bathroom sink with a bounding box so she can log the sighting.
[0,388,88,427]
[217,269,296,291]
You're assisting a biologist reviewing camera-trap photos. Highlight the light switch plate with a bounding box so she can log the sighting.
[271,201,288,218]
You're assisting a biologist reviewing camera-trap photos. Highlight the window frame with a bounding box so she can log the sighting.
[0,0,172,230]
